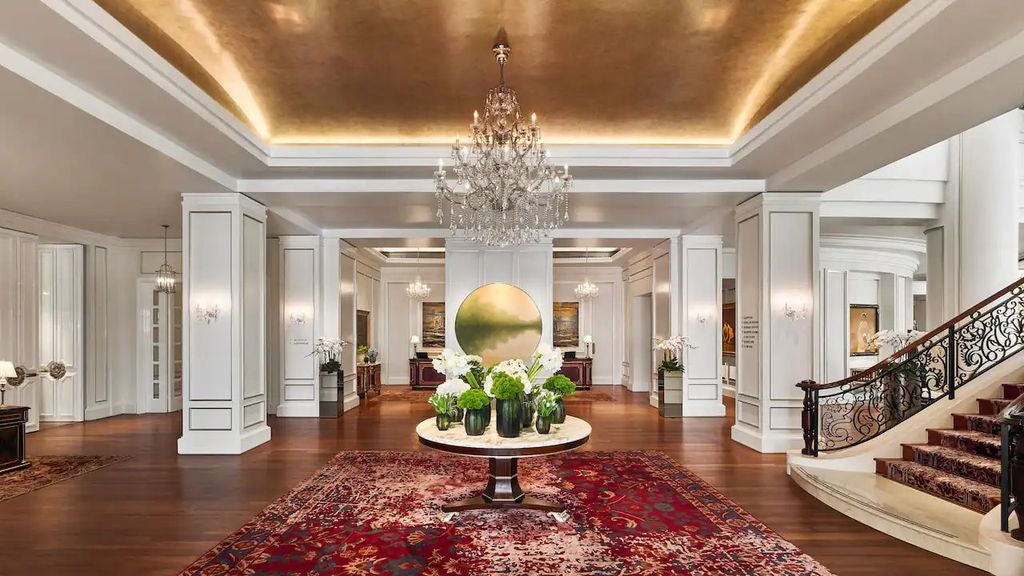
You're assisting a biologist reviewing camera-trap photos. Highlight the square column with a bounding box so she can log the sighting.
[338,241,359,411]
[731,193,821,453]
[679,235,726,417]
[276,236,320,417]
[178,193,270,454]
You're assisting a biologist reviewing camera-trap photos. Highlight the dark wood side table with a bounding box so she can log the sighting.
[356,363,382,398]
[557,358,593,390]
[0,406,30,474]
[409,358,445,390]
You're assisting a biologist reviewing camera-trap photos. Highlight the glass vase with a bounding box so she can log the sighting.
[435,413,452,431]
[464,407,486,436]
[536,412,553,434]
[553,397,566,424]
[520,398,535,429]
[495,398,522,438]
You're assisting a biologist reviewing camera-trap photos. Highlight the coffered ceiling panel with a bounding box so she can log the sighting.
[93,0,906,145]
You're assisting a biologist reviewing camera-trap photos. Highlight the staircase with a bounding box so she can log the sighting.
[875,383,1022,514]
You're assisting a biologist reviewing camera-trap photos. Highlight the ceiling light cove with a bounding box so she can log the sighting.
[93,0,907,146]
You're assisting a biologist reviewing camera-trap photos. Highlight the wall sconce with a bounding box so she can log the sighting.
[288,313,307,326]
[784,302,808,321]
[193,302,221,324]
[696,313,709,325]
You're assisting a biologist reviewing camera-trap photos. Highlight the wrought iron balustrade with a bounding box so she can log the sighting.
[998,395,1023,541]
[798,277,1024,457]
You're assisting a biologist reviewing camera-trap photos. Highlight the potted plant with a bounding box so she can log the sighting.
[457,388,491,436]
[436,379,470,422]
[486,369,525,438]
[427,391,455,430]
[542,374,576,423]
[534,389,559,434]
[311,337,345,401]
[521,345,562,428]
[365,347,378,364]
[654,336,695,417]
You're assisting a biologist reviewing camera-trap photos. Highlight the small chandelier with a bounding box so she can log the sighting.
[434,34,571,247]
[574,248,599,301]
[406,249,431,300]
[155,224,176,294]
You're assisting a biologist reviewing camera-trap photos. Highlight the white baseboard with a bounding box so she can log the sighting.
[177,425,271,455]
[275,402,320,418]
[343,393,360,412]
[683,401,726,417]
[731,423,802,453]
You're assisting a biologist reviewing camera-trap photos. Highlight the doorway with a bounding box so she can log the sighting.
[629,294,653,395]
[136,279,182,413]
[38,244,85,422]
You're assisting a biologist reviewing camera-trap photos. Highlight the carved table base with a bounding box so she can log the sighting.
[440,457,568,522]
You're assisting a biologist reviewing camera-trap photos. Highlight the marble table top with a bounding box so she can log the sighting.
[416,415,591,458]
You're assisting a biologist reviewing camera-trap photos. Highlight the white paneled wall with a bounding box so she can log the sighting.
[679,236,725,417]
[552,266,624,385]
[379,266,444,385]
[85,245,112,420]
[624,251,654,392]
[0,227,40,432]
[277,237,319,417]
[37,244,84,422]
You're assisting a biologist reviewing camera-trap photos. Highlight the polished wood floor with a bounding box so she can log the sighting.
[4,387,982,575]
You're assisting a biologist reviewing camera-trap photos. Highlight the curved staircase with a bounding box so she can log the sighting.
[875,383,1021,514]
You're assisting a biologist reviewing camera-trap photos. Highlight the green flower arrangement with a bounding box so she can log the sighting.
[543,374,576,398]
[427,392,454,415]
[534,389,559,417]
[490,371,525,400]
[457,388,490,410]
[463,359,488,389]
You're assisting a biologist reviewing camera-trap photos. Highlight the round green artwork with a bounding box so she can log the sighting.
[455,283,543,365]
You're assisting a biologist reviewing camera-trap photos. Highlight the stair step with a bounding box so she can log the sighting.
[901,444,1001,487]
[952,413,1002,435]
[1002,383,1024,399]
[876,459,1001,514]
[977,397,1012,415]
[927,429,1001,459]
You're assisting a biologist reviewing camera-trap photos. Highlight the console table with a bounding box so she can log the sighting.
[416,415,591,522]
[0,405,30,475]
[557,358,593,390]
[356,363,381,398]
[409,358,445,390]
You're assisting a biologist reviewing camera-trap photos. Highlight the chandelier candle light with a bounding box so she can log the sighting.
[434,35,571,247]
[406,248,431,300]
[575,247,599,300]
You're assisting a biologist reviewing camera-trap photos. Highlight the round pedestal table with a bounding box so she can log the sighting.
[416,415,591,522]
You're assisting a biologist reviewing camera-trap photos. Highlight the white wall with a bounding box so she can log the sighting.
[624,250,654,392]
[378,265,444,385]
[552,266,624,385]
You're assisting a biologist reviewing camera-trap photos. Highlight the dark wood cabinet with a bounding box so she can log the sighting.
[0,405,30,475]
[409,358,446,390]
[357,363,382,398]
[557,358,593,390]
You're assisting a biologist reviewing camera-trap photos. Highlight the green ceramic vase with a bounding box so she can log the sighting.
[520,398,535,429]
[464,407,486,436]
[553,397,566,424]
[451,407,464,422]
[435,413,452,431]
[535,412,553,434]
[495,398,521,438]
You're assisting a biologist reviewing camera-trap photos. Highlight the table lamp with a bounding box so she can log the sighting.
[410,335,420,358]
[0,361,17,406]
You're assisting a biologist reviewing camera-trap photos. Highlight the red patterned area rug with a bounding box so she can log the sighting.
[0,455,129,502]
[181,451,833,576]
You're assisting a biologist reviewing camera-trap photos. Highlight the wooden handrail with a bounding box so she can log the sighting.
[798,276,1024,392]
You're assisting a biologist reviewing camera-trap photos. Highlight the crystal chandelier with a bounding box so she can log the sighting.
[155,224,176,294]
[434,37,571,247]
[574,247,599,301]
[406,249,431,300]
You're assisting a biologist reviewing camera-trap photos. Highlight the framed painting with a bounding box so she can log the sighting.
[722,302,736,356]
[455,284,542,365]
[421,302,445,348]
[849,304,879,356]
[552,302,580,348]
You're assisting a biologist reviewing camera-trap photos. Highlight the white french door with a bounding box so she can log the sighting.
[137,279,182,414]
[38,244,84,422]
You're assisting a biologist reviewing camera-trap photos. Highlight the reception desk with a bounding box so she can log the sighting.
[409,358,445,390]
[557,358,593,390]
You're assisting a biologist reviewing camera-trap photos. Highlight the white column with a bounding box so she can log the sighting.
[276,236,320,417]
[679,235,725,417]
[650,238,678,407]
[957,110,1020,307]
[178,193,270,454]
[339,242,359,411]
[732,193,821,453]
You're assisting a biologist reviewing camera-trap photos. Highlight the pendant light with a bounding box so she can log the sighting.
[406,248,431,300]
[574,247,599,301]
[155,224,177,294]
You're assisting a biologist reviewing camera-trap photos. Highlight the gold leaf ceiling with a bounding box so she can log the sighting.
[93,0,907,145]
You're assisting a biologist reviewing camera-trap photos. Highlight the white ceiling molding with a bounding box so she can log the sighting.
[236,178,764,195]
[819,201,940,220]
[322,228,682,240]
[820,245,921,277]
[821,234,926,254]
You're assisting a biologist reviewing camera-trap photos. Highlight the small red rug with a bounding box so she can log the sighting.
[181,451,832,575]
[0,455,129,502]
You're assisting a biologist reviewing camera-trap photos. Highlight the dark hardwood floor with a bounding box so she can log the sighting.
[2,387,982,575]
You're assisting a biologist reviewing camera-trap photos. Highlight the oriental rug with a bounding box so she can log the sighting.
[0,455,129,502]
[181,450,832,575]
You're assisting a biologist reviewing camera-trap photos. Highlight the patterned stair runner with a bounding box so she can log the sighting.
[874,383,1021,514]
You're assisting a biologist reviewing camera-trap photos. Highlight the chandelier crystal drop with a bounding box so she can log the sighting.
[155,224,176,294]
[434,38,571,247]
[406,249,431,300]
[574,247,599,301]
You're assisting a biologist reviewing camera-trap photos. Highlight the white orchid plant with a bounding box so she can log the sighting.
[310,337,346,374]
[869,329,927,380]
[654,335,697,373]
